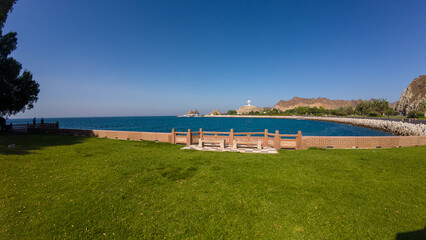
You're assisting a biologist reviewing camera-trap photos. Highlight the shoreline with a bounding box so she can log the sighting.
[204,115,426,136]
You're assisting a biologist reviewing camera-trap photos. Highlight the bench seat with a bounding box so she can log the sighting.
[232,140,262,150]
[198,139,225,149]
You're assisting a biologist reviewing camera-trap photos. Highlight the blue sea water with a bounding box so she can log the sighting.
[8,116,392,136]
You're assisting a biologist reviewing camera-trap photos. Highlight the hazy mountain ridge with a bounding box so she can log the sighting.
[273,97,362,111]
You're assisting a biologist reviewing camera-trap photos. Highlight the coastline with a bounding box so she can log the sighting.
[204,115,426,136]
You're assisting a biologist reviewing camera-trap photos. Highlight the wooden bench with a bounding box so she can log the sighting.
[232,140,262,150]
[198,139,225,149]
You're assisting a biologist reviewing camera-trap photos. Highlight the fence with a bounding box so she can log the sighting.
[301,136,426,149]
[9,124,29,132]
[171,128,303,150]
[3,122,59,133]
[27,127,426,150]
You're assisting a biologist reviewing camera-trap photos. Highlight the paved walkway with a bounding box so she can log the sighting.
[181,144,278,154]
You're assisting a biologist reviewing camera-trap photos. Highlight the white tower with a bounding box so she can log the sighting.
[247,100,251,106]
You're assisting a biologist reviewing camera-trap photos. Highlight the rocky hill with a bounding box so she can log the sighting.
[236,105,264,114]
[273,97,362,111]
[394,75,426,115]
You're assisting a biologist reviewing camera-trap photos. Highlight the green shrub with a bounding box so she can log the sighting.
[385,108,396,116]
[407,110,424,118]
[368,111,380,117]
[308,147,326,150]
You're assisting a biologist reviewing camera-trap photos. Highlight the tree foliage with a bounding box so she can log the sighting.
[418,99,426,113]
[0,0,17,34]
[407,110,424,118]
[0,0,39,117]
[355,99,394,116]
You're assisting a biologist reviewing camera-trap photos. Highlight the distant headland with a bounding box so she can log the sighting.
[183,75,426,118]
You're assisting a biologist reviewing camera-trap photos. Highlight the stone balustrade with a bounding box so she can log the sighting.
[28,127,426,150]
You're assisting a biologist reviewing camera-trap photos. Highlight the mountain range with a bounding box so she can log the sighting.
[273,76,425,114]
[273,97,362,111]
[202,75,425,115]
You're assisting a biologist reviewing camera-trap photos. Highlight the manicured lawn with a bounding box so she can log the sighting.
[0,134,425,239]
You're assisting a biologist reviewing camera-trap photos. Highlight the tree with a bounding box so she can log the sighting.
[0,0,39,117]
[385,107,396,117]
[347,106,355,115]
[371,98,389,115]
[355,100,369,115]
[0,0,17,32]
[418,99,426,113]
[333,107,347,116]
[227,110,237,115]
[355,99,389,116]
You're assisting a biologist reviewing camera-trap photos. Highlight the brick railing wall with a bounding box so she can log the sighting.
[28,128,426,150]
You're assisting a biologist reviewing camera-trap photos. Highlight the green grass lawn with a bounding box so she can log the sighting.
[0,134,425,239]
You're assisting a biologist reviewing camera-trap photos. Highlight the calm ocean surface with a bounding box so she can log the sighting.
[8,116,392,136]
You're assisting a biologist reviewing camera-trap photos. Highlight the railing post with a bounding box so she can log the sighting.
[264,129,268,147]
[230,129,234,145]
[171,129,176,144]
[296,130,302,150]
[187,129,192,146]
[274,130,280,150]
[199,128,203,139]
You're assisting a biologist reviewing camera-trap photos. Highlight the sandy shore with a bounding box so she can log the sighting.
[204,115,426,136]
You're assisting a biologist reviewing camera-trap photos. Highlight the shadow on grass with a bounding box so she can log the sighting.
[308,147,326,150]
[395,228,426,240]
[160,166,198,181]
[0,133,85,155]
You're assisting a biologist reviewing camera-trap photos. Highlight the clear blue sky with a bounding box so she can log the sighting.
[5,0,426,118]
